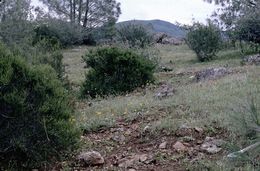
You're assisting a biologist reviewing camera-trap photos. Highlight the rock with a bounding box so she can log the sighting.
[128,169,136,171]
[154,32,168,43]
[194,127,204,134]
[195,67,230,82]
[200,137,224,154]
[77,151,104,166]
[159,142,167,149]
[139,154,148,162]
[161,37,182,45]
[155,83,175,98]
[173,141,187,152]
[204,137,225,147]
[154,32,183,45]
[143,125,151,132]
[182,136,195,142]
[201,143,222,154]
[118,154,149,168]
[118,158,136,168]
[112,132,126,144]
[159,66,173,72]
[243,54,260,65]
[175,125,193,137]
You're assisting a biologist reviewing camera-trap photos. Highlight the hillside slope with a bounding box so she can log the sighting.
[117,19,186,39]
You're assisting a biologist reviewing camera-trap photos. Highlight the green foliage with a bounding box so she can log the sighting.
[186,23,222,62]
[81,47,155,97]
[236,11,260,45]
[33,20,84,47]
[117,23,154,48]
[33,39,65,79]
[0,43,80,170]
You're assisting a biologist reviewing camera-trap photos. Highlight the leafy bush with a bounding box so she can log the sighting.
[186,23,222,62]
[33,38,64,79]
[33,19,84,47]
[81,47,155,97]
[0,43,80,170]
[117,23,153,48]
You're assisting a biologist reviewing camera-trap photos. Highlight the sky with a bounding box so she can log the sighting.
[117,0,218,24]
[32,0,218,25]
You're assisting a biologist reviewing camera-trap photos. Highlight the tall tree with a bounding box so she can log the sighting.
[205,0,260,46]
[0,0,33,45]
[0,0,32,22]
[39,0,121,29]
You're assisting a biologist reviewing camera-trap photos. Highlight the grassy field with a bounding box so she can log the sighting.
[63,44,260,170]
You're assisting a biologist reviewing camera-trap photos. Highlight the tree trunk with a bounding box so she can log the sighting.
[78,0,83,25]
[69,0,73,23]
[83,0,90,27]
[73,0,76,23]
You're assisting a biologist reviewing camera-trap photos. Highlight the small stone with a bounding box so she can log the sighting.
[112,132,126,144]
[194,127,203,133]
[201,143,222,154]
[77,151,104,166]
[204,137,225,147]
[173,141,187,152]
[128,169,136,171]
[182,136,195,142]
[139,154,148,162]
[154,83,175,98]
[118,158,135,168]
[131,124,139,130]
[159,142,167,149]
[175,126,193,137]
[143,125,150,132]
[183,142,191,147]
[200,137,224,154]
[197,140,203,145]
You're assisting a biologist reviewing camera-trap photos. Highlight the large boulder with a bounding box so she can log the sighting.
[153,32,168,43]
[161,37,182,45]
[153,32,183,45]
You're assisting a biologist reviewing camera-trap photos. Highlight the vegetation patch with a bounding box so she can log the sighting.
[0,44,80,170]
[81,47,155,97]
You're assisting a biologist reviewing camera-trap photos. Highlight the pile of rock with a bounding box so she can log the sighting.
[242,54,260,65]
[194,67,230,82]
[154,83,175,99]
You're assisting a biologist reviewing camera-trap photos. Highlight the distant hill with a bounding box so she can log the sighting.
[117,19,186,39]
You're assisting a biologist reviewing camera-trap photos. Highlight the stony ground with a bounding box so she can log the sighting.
[61,45,260,171]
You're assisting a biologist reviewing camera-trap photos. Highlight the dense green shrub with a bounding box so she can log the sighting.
[0,43,80,170]
[33,20,84,47]
[186,23,222,62]
[81,47,155,97]
[33,39,64,79]
[117,23,153,48]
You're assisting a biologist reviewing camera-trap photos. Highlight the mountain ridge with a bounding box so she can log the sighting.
[117,19,186,39]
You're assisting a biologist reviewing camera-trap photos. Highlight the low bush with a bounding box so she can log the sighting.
[186,23,222,62]
[81,47,155,97]
[0,43,80,170]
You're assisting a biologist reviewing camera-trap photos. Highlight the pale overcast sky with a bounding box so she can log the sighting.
[117,0,217,24]
[32,0,217,24]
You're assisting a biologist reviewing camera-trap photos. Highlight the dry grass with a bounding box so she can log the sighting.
[62,44,260,170]
[63,45,258,135]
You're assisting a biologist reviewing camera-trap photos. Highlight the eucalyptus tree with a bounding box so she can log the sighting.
[0,0,34,45]
[39,0,121,29]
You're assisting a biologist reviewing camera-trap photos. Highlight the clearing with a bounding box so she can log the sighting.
[62,44,260,170]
